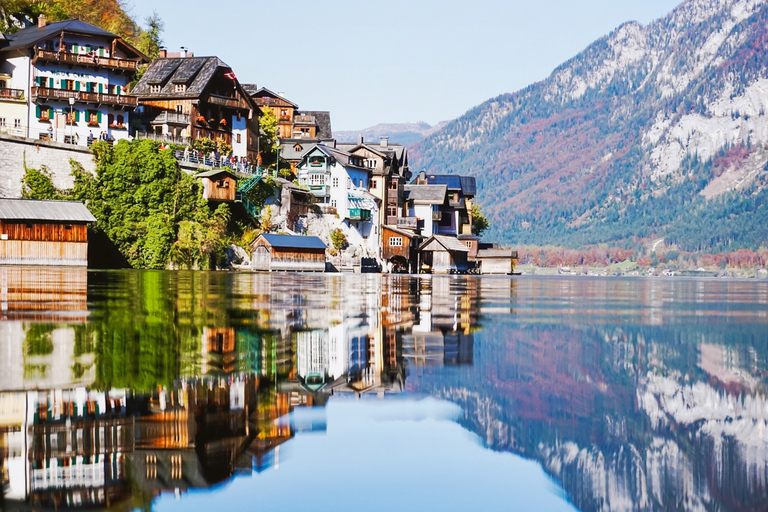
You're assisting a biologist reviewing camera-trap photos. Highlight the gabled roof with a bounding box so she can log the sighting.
[301,145,366,171]
[196,169,237,179]
[0,198,96,222]
[419,235,469,253]
[422,175,476,196]
[132,57,249,103]
[249,87,299,109]
[254,234,326,250]
[0,19,147,60]
[296,111,332,139]
[403,184,446,204]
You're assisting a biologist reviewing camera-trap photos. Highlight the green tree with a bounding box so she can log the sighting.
[259,109,279,167]
[330,228,347,251]
[471,203,490,237]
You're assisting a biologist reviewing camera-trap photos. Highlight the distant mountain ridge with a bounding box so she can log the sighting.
[334,121,448,146]
[411,0,768,253]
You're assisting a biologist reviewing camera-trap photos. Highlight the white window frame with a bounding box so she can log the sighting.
[389,237,403,247]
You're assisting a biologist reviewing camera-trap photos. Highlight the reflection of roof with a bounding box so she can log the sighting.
[419,235,470,253]
[0,199,96,222]
[256,234,326,250]
[403,184,446,204]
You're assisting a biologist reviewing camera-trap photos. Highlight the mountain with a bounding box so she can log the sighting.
[411,0,768,253]
[334,121,448,146]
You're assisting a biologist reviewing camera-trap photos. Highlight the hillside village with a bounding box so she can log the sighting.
[0,16,514,273]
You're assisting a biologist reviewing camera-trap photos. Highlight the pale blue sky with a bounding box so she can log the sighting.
[127,0,682,131]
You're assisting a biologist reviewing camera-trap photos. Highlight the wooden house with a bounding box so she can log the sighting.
[251,234,326,272]
[477,248,518,275]
[197,169,237,202]
[418,235,470,274]
[381,225,420,273]
[132,56,259,160]
[244,86,298,139]
[0,199,96,266]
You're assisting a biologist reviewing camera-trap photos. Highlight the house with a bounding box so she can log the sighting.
[381,225,420,273]
[292,110,332,140]
[0,198,96,266]
[251,233,326,272]
[245,86,297,139]
[477,247,518,275]
[418,235,470,274]
[196,169,238,202]
[132,54,259,160]
[264,177,312,232]
[0,16,148,143]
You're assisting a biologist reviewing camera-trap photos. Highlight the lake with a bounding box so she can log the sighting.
[1,268,767,511]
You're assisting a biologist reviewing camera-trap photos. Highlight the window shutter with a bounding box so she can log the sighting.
[74,110,80,122]
[60,79,66,90]
[48,107,53,119]
[35,105,41,118]
[75,81,80,91]
[73,44,78,53]
[97,111,102,123]
[98,83,103,94]
[48,77,54,88]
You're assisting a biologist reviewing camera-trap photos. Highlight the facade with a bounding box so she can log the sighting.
[132,55,259,160]
[477,247,518,275]
[0,17,148,144]
[418,235,470,274]
[245,86,298,139]
[197,169,238,202]
[264,177,312,232]
[0,198,96,266]
[251,234,327,272]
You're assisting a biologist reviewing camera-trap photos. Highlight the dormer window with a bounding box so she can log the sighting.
[309,156,324,167]
[150,85,161,94]
[175,84,186,93]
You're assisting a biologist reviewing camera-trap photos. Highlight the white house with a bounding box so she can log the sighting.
[296,144,380,255]
[0,17,147,144]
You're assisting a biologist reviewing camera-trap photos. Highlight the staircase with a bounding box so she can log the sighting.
[235,168,264,218]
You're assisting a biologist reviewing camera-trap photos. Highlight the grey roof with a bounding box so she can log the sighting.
[403,184,446,204]
[241,83,258,95]
[0,19,145,59]
[297,111,332,139]
[422,175,476,196]
[132,57,233,99]
[280,140,317,161]
[196,169,237,179]
[477,248,515,258]
[305,145,366,170]
[256,234,326,250]
[0,199,96,222]
[250,87,299,108]
[420,235,469,253]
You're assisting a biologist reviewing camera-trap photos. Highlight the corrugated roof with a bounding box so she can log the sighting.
[403,184,446,204]
[0,199,96,222]
[257,234,326,250]
[419,235,469,253]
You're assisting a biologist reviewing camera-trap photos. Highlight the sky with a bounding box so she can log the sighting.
[127,0,683,131]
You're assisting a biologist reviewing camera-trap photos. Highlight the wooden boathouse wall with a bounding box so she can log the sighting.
[0,221,90,266]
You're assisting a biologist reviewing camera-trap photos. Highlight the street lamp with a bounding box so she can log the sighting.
[68,97,75,144]
[275,138,281,178]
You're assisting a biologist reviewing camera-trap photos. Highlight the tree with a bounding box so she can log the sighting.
[330,228,347,251]
[259,109,279,167]
[471,203,490,237]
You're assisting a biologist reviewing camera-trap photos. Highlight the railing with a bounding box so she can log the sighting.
[387,188,399,200]
[135,131,191,146]
[348,208,371,221]
[35,48,139,71]
[387,216,418,229]
[32,86,137,107]
[208,94,239,108]
[0,88,24,101]
[150,111,190,125]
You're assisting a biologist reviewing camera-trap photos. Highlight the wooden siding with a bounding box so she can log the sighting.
[0,221,88,242]
[0,240,88,266]
[201,176,236,202]
[382,227,412,262]
[251,242,326,272]
[0,266,88,320]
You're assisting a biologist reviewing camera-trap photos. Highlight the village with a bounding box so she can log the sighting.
[0,16,516,274]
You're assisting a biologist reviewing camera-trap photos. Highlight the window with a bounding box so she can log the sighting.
[347,178,351,189]
[174,84,186,93]
[236,134,241,143]
[87,110,100,126]
[310,174,325,186]
[332,177,339,187]
[13,119,20,129]
[0,118,5,127]
[331,200,337,208]
[466,241,473,249]
[370,179,377,189]
[150,85,161,94]
[237,112,242,121]
[388,180,398,190]
[175,104,183,113]
[387,206,397,217]
[389,237,403,247]
[0,80,5,88]
[216,179,228,188]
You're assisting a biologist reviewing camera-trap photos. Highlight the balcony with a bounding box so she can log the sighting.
[208,94,239,109]
[32,86,138,108]
[387,188,399,200]
[392,216,419,229]
[308,184,330,198]
[0,88,25,102]
[34,48,139,72]
[432,210,442,221]
[150,111,190,125]
[348,208,371,221]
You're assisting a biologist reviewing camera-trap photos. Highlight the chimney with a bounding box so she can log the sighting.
[37,14,46,29]
[159,47,167,58]
[416,171,427,185]
[180,47,188,58]
[278,91,285,97]
[358,134,363,145]
[380,136,388,148]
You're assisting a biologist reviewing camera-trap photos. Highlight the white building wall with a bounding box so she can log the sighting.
[231,114,247,157]
[412,203,435,235]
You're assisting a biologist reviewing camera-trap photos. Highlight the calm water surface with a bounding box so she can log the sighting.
[1,268,768,511]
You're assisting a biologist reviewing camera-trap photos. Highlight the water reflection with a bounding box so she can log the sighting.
[0,269,767,511]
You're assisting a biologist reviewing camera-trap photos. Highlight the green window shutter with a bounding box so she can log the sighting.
[60,79,66,90]
[97,111,102,123]
[73,44,78,53]
[48,107,53,118]
[74,110,80,122]
[75,81,80,91]
[85,46,91,53]
[35,105,41,118]
[98,83,103,94]
[48,77,54,88]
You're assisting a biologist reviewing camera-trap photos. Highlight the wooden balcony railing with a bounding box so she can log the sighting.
[208,94,239,109]
[150,111,190,125]
[31,86,138,108]
[0,88,25,101]
[387,188,399,200]
[34,48,139,72]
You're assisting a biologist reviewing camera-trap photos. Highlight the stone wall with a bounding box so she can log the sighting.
[0,134,96,198]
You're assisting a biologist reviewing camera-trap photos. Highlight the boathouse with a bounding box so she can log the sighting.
[197,169,238,202]
[418,235,470,274]
[0,199,96,266]
[251,234,327,272]
[476,248,518,275]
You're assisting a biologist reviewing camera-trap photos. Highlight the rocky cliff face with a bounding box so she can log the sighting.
[411,0,768,251]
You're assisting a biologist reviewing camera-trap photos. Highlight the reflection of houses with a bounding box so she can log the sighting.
[132,54,259,160]
[0,198,96,267]
[251,234,327,272]
[0,17,148,142]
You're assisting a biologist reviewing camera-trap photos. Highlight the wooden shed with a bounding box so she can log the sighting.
[0,199,96,266]
[477,248,518,275]
[418,235,470,274]
[251,234,327,272]
[197,169,238,202]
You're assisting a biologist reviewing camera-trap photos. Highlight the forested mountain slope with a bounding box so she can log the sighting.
[411,0,768,252]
